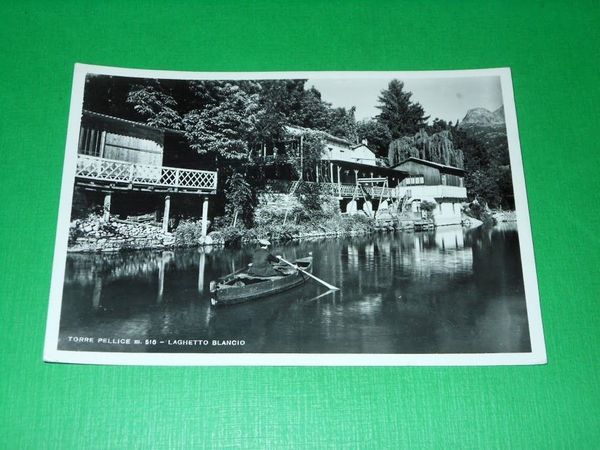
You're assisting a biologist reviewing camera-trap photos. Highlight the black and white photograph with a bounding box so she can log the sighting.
[44,65,545,365]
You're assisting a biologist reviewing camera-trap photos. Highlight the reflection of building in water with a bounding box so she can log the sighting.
[434,226,465,250]
[405,227,473,277]
[64,249,205,286]
[156,251,173,303]
[65,247,213,312]
[346,244,360,270]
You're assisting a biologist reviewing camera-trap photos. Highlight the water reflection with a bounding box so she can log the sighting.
[60,224,531,354]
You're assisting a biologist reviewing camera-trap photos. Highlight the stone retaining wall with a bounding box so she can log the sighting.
[69,235,170,252]
[69,215,174,252]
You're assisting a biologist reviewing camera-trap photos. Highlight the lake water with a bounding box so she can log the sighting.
[59,223,531,354]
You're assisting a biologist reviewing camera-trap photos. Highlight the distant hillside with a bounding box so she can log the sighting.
[458,106,508,154]
[459,106,505,128]
[455,105,514,208]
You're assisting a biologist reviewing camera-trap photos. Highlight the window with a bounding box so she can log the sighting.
[405,175,424,186]
[78,127,103,157]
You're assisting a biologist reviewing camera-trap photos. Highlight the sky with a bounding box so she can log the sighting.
[306,76,503,123]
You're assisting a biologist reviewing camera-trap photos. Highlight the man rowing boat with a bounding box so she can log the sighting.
[248,239,282,277]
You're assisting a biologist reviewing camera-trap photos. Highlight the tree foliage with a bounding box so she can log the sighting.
[376,80,429,139]
[356,119,391,157]
[224,172,255,226]
[182,84,261,162]
[84,73,516,215]
[126,83,182,129]
[387,130,464,168]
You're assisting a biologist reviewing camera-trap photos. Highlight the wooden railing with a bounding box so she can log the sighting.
[395,184,467,199]
[76,154,218,193]
[265,180,466,200]
[304,181,397,198]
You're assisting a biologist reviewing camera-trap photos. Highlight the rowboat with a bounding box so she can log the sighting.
[209,256,313,306]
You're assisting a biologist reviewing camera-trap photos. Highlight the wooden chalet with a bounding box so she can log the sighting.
[391,157,468,226]
[75,110,218,235]
[283,126,409,206]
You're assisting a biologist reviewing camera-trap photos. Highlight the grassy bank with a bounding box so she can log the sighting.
[208,191,376,247]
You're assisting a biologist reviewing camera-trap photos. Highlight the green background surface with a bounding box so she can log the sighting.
[1,1,599,448]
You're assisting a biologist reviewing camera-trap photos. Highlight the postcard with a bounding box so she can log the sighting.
[44,64,546,365]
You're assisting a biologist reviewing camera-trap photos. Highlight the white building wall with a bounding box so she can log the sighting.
[397,185,466,227]
[322,142,377,166]
[395,185,467,200]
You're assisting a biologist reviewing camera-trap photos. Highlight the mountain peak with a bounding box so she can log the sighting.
[460,106,505,128]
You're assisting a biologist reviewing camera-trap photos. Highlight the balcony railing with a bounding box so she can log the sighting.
[304,181,397,198]
[395,184,467,199]
[75,154,218,193]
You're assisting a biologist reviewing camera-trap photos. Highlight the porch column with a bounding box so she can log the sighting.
[329,162,334,184]
[354,169,359,185]
[98,130,106,158]
[316,164,320,182]
[337,165,342,198]
[299,135,304,179]
[201,196,209,238]
[102,193,111,222]
[162,195,171,233]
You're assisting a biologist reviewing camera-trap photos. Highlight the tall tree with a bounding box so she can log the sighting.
[357,119,392,158]
[182,83,262,162]
[388,136,418,166]
[328,106,358,142]
[376,80,428,139]
[294,87,334,131]
[127,83,182,129]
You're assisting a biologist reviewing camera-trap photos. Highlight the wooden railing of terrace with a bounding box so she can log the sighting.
[75,155,218,194]
[316,182,397,199]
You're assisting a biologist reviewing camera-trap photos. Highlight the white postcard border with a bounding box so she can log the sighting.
[43,64,546,366]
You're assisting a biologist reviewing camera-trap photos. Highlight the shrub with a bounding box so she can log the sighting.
[295,181,324,212]
[174,220,205,246]
[341,214,374,234]
[218,225,246,247]
[68,222,84,245]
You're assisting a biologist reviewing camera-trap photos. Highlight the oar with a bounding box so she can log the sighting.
[276,256,340,291]
[304,289,336,303]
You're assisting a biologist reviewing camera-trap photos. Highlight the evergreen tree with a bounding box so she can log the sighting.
[375,80,429,139]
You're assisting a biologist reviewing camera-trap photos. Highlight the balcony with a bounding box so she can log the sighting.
[395,184,467,200]
[75,154,218,194]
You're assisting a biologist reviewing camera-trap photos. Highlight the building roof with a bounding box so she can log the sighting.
[82,110,185,135]
[391,157,465,175]
[330,159,408,177]
[284,125,353,146]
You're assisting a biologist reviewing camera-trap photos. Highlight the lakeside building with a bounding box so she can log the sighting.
[283,126,407,213]
[391,157,468,226]
[73,111,468,233]
[74,110,217,235]
[282,127,469,226]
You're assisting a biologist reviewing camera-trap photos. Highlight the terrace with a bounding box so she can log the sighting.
[75,154,218,195]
